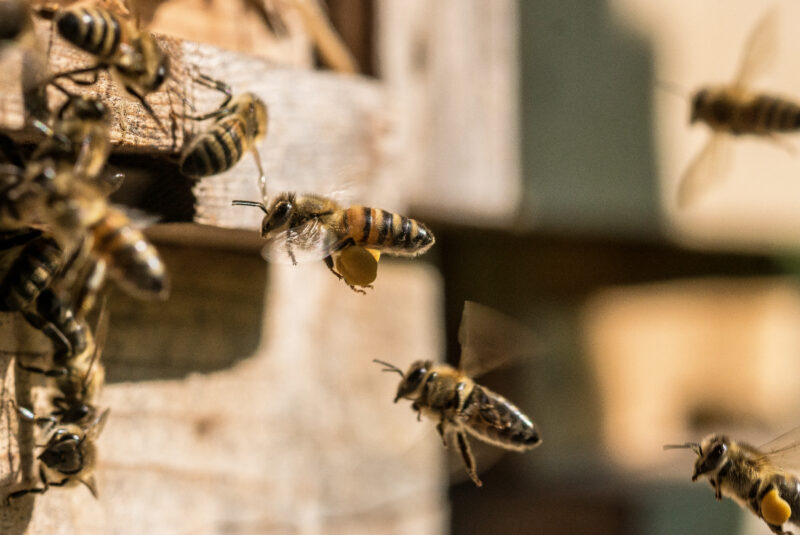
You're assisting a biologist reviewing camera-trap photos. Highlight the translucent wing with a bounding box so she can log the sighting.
[457,301,537,378]
[757,425,800,470]
[260,217,342,264]
[676,134,732,209]
[731,7,779,89]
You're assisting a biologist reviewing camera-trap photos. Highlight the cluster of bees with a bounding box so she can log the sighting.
[0,0,544,508]
[7,1,800,534]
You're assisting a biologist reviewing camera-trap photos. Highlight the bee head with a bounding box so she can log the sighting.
[372,359,433,403]
[690,89,709,123]
[691,434,729,481]
[262,193,296,235]
[39,432,83,475]
[61,96,108,122]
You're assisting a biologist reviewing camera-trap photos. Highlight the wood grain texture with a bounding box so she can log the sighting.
[1,245,447,535]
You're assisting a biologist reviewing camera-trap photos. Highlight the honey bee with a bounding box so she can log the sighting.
[37,3,170,130]
[232,192,434,292]
[678,8,799,207]
[7,407,109,500]
[665,427,800,535]
[373,301,541,486]
[180,76,268,181]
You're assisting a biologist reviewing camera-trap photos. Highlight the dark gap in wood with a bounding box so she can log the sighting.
[324,0,375,76]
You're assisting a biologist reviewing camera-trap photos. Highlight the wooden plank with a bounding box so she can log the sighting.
[0,246,447,534]
[377,0,521,225]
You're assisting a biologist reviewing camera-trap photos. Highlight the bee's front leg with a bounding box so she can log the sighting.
[411,401,423,422]
[436,419,448,447]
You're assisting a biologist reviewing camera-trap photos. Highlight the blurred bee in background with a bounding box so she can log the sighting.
[179,75,268,184]
[678,8,800,208]
[665,427,800,535]
[37,2,170,131]
[374,301,541,487]
[7,406,109,500]
[232,192,434,293]
[0,0,34,49]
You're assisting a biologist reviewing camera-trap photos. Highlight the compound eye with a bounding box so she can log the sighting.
[406,367,425,387]
[273,202,290,219]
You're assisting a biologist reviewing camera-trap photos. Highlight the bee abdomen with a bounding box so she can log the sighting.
[56,7,121,59]
[344,207,435,256]
[463,385,541,450]
[92,211,169,299]
[179,116,247,178]
[1,236,62,311]
[751,96,800,133]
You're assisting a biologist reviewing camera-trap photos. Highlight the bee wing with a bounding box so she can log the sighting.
[260,217,342,264]
[731,7,779,89]
[457,301,537,378]
[86,407,111,440]
[676,134,732,209]
[756,425,800,469]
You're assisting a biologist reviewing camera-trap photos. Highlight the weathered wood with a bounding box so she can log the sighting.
[1,245,447,535]
[377,0,522,224]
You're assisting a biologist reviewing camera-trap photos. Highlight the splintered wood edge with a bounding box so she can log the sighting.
[0,20,398,234]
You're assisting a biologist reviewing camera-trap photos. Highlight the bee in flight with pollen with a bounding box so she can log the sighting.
[374,301,541,486]
[232,192,434,293]
[665,426,800,534]
[677,8,800,207]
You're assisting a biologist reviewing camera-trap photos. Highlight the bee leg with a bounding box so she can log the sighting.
[192,74,233,109]
[124,85,168,134]
[0,228,41,252]
[19,309,73,363]
[435,420,448,447]
[411,401,423,422]
[767,524,788,535]
[50,65,103,87]
[456,431,482,487]
[5,465,51,504]
[10,400,57,428]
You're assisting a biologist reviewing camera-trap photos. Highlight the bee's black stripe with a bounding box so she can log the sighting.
[213,128,235,170]
[202,137,225,174]
[762,99,779,131]
[95,10,109,56]
[83,9,98,53]
[377,210,392,244]
[398,217,411,247]
[361,207,372,240]
[107,11,121,56]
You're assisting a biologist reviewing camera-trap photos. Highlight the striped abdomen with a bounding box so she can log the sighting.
[461,384,541,451]
[55,7,121,59]
[692,89,800,135]
[341,207,435,257]
[0,235,62,311]
[180,115,251,178]
[90,209,169,299]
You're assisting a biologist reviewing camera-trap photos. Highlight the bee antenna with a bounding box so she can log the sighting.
[372,359,404,377]
[232,200,268,215]
[663,442,701,454]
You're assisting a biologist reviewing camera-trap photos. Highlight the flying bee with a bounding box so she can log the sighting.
[232,192,435,293]
[677,8,800,207]
[37,3,170,131]
[179,76,268,181]
[374,301,541,487]
[7,407,109,501]
[665,427,800,535]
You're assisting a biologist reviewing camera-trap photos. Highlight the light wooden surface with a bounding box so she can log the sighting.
[1,244,447,535]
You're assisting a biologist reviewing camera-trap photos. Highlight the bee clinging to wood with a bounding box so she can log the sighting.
[665,427,800,534]
[232,192,434,293]
[374,301,541,487]
[37,3,170,131]
[179,75,268,181]
[678,8,800,208]
[7,407,109,501]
